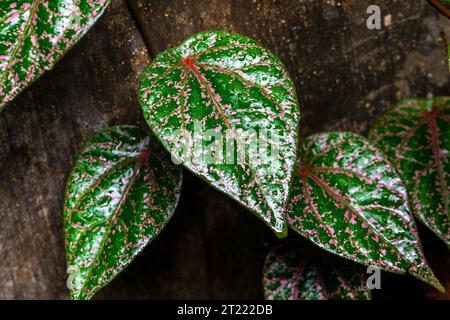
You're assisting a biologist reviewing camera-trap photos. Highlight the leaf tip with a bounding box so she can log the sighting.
[408,263,445,293]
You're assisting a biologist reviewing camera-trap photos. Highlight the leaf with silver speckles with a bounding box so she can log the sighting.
[64,126,182,300]
[369,97,449,248]
[138,31,300,237]
[263,240,371,300]
[0,0,111,111]
[288,131,444,292]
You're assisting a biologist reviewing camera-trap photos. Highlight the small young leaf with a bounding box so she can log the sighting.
[64,125,182,300]
[263,240,371,300]
[369,97,449,247]
[0,0,111,111]
[138,31,300,237]
[287,131,444,292]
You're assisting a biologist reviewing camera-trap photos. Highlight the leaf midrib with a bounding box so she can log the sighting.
[67,155,140,220]
[75,150,147,299]
[312,166,405,200]
[302,166,409,268]
[183,59,282,228]
[195,61,290,118]
[372,105,449,239]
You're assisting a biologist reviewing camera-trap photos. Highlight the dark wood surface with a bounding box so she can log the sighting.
[0,0,448,299]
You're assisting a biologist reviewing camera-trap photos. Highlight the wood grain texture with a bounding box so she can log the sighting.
[0,0,449,299]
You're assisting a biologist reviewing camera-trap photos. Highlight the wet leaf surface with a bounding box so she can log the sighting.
[288,131,444,292]
[138,31,300,237]
[369,97,449,248]
[64,125,182,300]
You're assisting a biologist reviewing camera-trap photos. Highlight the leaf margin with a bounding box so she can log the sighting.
[287,130,444,292]
[0,0,112,112]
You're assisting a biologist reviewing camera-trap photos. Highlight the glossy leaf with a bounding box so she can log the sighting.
[0,0,111,111]
[263,240,371,300]
[369,97,449,247]
[138,31,300,237]
[64,125,182,300]
[287,131,444,292]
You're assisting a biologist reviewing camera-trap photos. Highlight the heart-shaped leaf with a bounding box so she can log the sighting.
[263,240,371,300]
[64,125,182,300]
[369,97,449,248]
[0,0,111,111]
[138,31,300,237]
[287,131,444,292]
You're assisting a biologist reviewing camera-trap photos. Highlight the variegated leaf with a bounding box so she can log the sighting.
[369,97,449,248]
[0,0,111,111]
[288,131,444,292]
[263,240,371,300]
[138,31,300,237]
[64,125,182,300]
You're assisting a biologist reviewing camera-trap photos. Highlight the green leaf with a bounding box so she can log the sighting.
[0,0,111,111]
[287,131,444,292]
[369,97,449,248]
[64,125,182,300]
[263,240,371,300]
[138,31,300,237]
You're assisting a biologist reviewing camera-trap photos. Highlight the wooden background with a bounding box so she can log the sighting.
[0,0,448,299]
